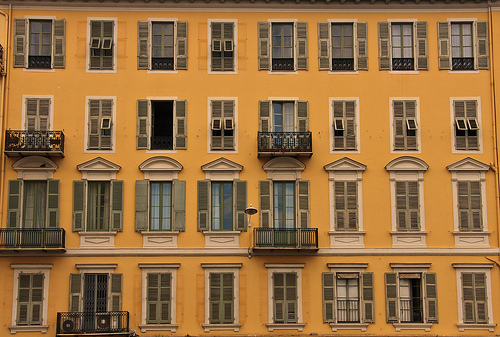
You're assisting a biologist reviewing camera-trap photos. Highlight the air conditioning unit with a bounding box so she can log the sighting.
[96,313,111,330]
[61,317,78,333]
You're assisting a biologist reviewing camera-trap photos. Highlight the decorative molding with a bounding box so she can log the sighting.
[203,231,240,248]
[454,231,490,247]
[142,231,179,248]
[139,323,178,333]
[78,231,117,249]
[266,323,305,331]
[263,157,305,180]
[386,156,429,172]
[77,157,121,180]
[201,157,243,180]
[324,157,366,173]
[393,322,432,331]
[12,156,58,180]
[139,156,183,180]
[391,231,427,247]
[447,157,490,172]
[202,323,241,332]
[329,231,365,248]
[330,322,368,331]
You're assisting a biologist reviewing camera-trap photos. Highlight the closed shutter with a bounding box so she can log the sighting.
[197,180,210,231]
[458,181,482,231]
[111,180,124,231]
[259,180,272,228]
[137,100,149,149]
[26,98,50,131]
[361,272,374,323]
[335,181,358,230]
[333,100,356,151]
[175,100,187,149]
[211,22,223,71]
[273,272,297,323]
[147,273,171,324]
[297,180,309,228]
[462,272,475,323]
[476,21,489,70]
[385,273,398,322]
[223,100,235,150]
[235,180,247,231]
[396,181,420,231]
[110,273,122,311]
[176,21,188,70]
[415,21,428,70]
[172,180,186,232]
[53,19,65,68]
[297,101,308,133]
[211,100,223,150]
[322,272,335,323]
[296,22,308,70]
[437,22,451,70]
[137,21,150,70]
[469,181,482,230]
[46,179,59,228]
[318,22,330,71]
[465,100,479,150]
[393,101,405,150]
[258,22,270,70]
[88,99,113,150]
[72,180,85,231]
[356,22,368,71]
[473,273,488,323]
[135,180,148,231]
[7,180,21,228]
[17,274,44,325]
[13,19,27,68]
[210,273,234,324]
[425,272,438,323]
[69,273,82,312]
[378,22,391,70]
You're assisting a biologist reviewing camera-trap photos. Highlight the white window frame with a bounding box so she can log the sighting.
[207,19,238,74]
[446,18,480,74]
[390,97,421,153]
[327,19,359,74]
[386,19,419,75]
[9,264,52,334]
[450,97,482,154]
[145,18,180,74]
[265,263,305,331]
[143,96,179,153]
[21,16,58,73]
[207,97,238,153]
[267,19,299,75]
[86,17,117,73]
[329,98,360,153]
[453,263,495,332]
[84,96,116,153]
[22,95,54,131]
[202,263,242,332]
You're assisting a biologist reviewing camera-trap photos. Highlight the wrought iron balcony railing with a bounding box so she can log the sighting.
[5,130,65,156]
[257,132,312,156]
[0,228,65,250]
[336,299,360,323]
[57,311,129,335]
[150,136,174,150]
[253,227,318,249]
[332,58,354,71]
[452,57,474,71]
[400,298,423,323]
[392,58,415,71]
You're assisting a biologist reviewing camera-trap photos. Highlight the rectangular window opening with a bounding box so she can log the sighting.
[151,101,174,150]
[272,23,294,71]
[331,23,354,71]
[28,20,52,69]
[391,23,414,71]
[152,22,175,70]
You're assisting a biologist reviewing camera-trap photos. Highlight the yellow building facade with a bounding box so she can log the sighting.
[0,0,499,336]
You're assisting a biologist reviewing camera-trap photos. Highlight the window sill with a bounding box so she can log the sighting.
[141,231,179,248]
[391,231,427,248]
[139,323,178,333]
[202,323,241,332]
[389,70,419,75]
[457,323,496,332]
[328,231,365,248]
[393,322,432,331]
[203,231,240,248]
[453,231,490,248]
[266,323,305,331]
[330,322,368,331]
[78,231,117,249]
[448,69,480,74]
[9,325,49,333]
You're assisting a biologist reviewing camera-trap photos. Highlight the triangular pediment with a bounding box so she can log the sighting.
[324,157,366,172]
[201,157,243,172]
[77,157,121,173]
[263,157,305,172]
[12,156,58,171]
[386,156,428,172]
[447,157,490,172]
[139,156,183,172]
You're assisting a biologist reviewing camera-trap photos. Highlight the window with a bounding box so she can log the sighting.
[88,19,115,70]
[86,98,115,151]
[209,99,236,151]
[378,21,427,71]
[318,21,367,71]
[13,18,65,69]
[331,99,358,151]
[391,99,419,151]
[258,21,307,72]
[24,97,51,131]
[334,181,358,231]
[136,99,187,151]
[438,21,488,71]
[138,20,187,71]
[395,181,420,231]
[209,20,236,72]
[452,99,480,151]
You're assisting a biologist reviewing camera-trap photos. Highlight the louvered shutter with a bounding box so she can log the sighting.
[69,273,82,312]
[322,272,335,322]
[438,22,451,70]
[385,273,398,322]
[405,100,417,150]
[13,19,27,68]
[273,273,297,323]
[318,22,330,71]
[101,99,112,149]
[259,180,272,228]
[110,273,122,311]
[46,179,59,228]
[223,100,235,150]
[476,21,488,70]
[26,98,50,132]
[297,180,309,228]
[416,21,428,70]
[53,19,65,68]
[88,99,101,149]
[38,98,50,131]
[356,22,368,70]
[197,180,210,231]
[135,180,148,231]
[454,100,467,150]
[147,273,171,324]
[235,180,247,231]
[297,101,309,133]
[296,22,308,70]
[474,273,488,323]
[18,274,44,325]
[111,180,124,231]
[137,21,150,70]
[222,23,235,71]
[137,100,149,149]
[465,100,479,150]
[258,22,270,70]
[396,181,419,231]
[211,100,223,150]
[334,181,347,230]
[393,101,405,150]
[173,180,186,231]
[378,22,391,70]
[462,272,476,323]
[425,272,438,322]
[259,100,271,132]
[210,273,234,324]
[362,272,374,323]
[176,21,188,70]
[175,100,187,149]
[72,180,85,231]
[7,180,21,228]
[457,181,470,231]
[469,181,482,230]
[211,22,223,71]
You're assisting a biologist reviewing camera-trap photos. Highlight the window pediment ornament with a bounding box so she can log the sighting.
[447,157,490,172]
[12,156,58,179]
[139,156,183,180]
[324,157,366,172]
[201,157,243,180]
[263,157,305,180]
[385,156,428,172]
[77,156,121,180]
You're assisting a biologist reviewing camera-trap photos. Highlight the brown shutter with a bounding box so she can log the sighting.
[197,180,210,231]
[137,100,149,149]
[438,22,451,70]
[318,22,330,71]
[378,22,390,70]
[172,180,186,232]
[235,180,247,231]
[137,21,149,70]
[362,272,375,323]
[385,273,398,322]
[175,100,187,149]
[296,22,308,70]
[13,19,27,68]
[416,21,428,70]
[322,272,335,322]
[7,180,21,228]
[258,22,270,70]
[53,19,66,68]
[425,272,438,323]
[476,21,489,70]
[135,180,149,231]
[356,22,368,71]
[297,180,309,228]
[110,273,122,311]
[69,274,82,312]
[259,180,272,228]
[176,21,188,70]
[111,180,124,231]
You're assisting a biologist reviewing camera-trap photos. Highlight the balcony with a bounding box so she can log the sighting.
[5,130,65,157]
[253,227,318,251]
[257,132,312,157]
[0,228,65,251]
[56,311,129,336]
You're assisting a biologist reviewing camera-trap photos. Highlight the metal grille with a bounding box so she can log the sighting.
[258,132,312,154]
[400,299,423,323]
[150,136,173,150]
[337,299,360,323]
[332,58,354,71]
[392,58,414,70]
[0,228,65,249]
[254,228,318,249]
[452,57,474,70]
[5,130,65,154]
[272,58,294,70]
[152,57,174,70]
[56,311,129,335]
[28,56,51,69]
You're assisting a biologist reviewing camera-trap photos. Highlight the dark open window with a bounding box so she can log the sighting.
[151,101,174,150]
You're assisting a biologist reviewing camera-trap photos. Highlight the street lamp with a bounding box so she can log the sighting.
[244,204,258,226]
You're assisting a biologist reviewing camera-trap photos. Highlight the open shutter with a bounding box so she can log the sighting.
[259,180,272,228]
[322,272,335,323]
[47,179,59,228]
[259,100,271,132]
[296,22,308,70]
[175,100,187,149]
[172,180,186,231]
[135,180,148,231]
[474,273,488,323]
[438,22,451,70]
[425,272,438,323]
[393,101,405,150]
[197,180,210,231]
[356,22,368,70]
[176,21,188,70]
[297,101,309,133]
[318,22,330,71]
[235,180,247,231]
[7,180,21,228]
[137,100,149,149]
[137,21,150,70]
[110,273,122,311]
[111,180,124,231]
[297,180,309,228]
[72,180,85,231]
[88,99,102,150]
[53,19,65,68]
[416,21,428,71]
[378,22,390,70]
[385,273,398,322]
[258,22,270,70]
[476,21,489,70]
[69,273,82,312]
[362,272,375,323]
[13,18,26,68]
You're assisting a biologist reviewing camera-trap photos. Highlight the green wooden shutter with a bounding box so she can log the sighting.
[147,273,172,324]
[378,22,390,70]
[223,100,235,150]
[457,181,470,231]
[209,273,234,324]
[17,274,44,325]
[137,21,150,70]
[396,181,419,231]
[69,273,82,312]
[362,272,375,323]
[393,101,405,150]
[296,22,308,70]
[235,180,247,231]
[385,273,398,322]
[356,22,368,71]
[259,180,272,228]
[173,180,186,232]
[13,18,27,68]
[416,21,428,71]
[437,22,451,70]
[322,272,335,323]
[53,19,65,68]
[345,101,357,150]
[197,180,210,231]
[470,181,482,230]
[318,22,330,71]
[137,100,149,149]
[297,101,309,133]
[259,100,271,132]
[72,180,86,231]
[273,273,297,323]
[297,180,309,228]
[46,179,59,228]
[111,180,124,231]
[135,180,148,231]
[110,273,122,311]
[211,22,223,71]
[211,100,223,150]
[258,22,270,70]
[7,180,21,228]
[476,21,489,70]
[176,21,188,70]
[175,100,187,149]
[473,273,488,323]
[425,272,438,323]
[26,98,50,131]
